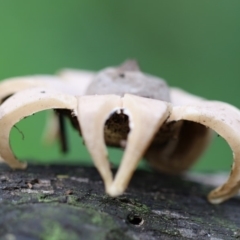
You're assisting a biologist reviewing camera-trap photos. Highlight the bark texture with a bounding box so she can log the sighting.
[0,164,239,240]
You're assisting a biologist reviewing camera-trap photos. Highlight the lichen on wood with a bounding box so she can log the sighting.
[0,164,239,240]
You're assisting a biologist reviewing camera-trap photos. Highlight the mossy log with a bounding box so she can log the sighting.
[0,164,239,240]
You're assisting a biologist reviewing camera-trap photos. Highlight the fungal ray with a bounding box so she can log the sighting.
[0,87,77,169]
[0,75,67,104]
[42,70,94,147]
[58,68,95,95]
[0,73,95,149]
[168,99,240,204]
[107,94,171,196]
[77,95,122,190]
[0,61,240,204]
[42,111,61,145]
[144,88,213,176]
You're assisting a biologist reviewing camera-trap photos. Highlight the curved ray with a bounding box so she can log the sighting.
[145,88,213,174]
[170,87,204,106]
[77,95,121,190]
[108,94,171,196]
[169,100,240,204]
[42,69,95,147]
[0,75,69,103]
[0,87,77,169]
[57,68,95,95]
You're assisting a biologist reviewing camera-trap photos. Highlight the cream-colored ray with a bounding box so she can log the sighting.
[58,68,95,95]
[0,87,77,169]
[77,95,122,190]
[141,87,211,174]
[145,84,213,174]
[0,75,74,147]
[107,94,171,196]
[42,111,60,145]
[168,100,240,204]
[170,87,204,106]
[42,69,95,145]
[0,75,71,103]
[145,120,212,175]
[0,76,60,162]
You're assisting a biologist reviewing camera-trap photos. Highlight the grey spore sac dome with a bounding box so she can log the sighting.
[86,60,170,102]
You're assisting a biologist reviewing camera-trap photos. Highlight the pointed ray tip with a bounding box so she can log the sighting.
[106,185,125,197]
[207,194,225,204]
[9,161,27,170]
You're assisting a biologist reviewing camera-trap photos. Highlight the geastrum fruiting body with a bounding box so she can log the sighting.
[0,60,239,204]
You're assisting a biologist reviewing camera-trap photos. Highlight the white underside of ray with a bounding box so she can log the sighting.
[169,100,240,204]
[107,94,171,196]
[0,87,77,169]
[77,95,122,190]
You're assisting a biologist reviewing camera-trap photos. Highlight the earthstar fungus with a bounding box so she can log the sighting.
[0,60,239,204]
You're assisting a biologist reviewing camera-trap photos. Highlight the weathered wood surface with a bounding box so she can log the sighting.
[0,164,239,240]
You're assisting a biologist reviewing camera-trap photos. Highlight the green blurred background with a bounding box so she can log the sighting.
[0,0,239,172]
